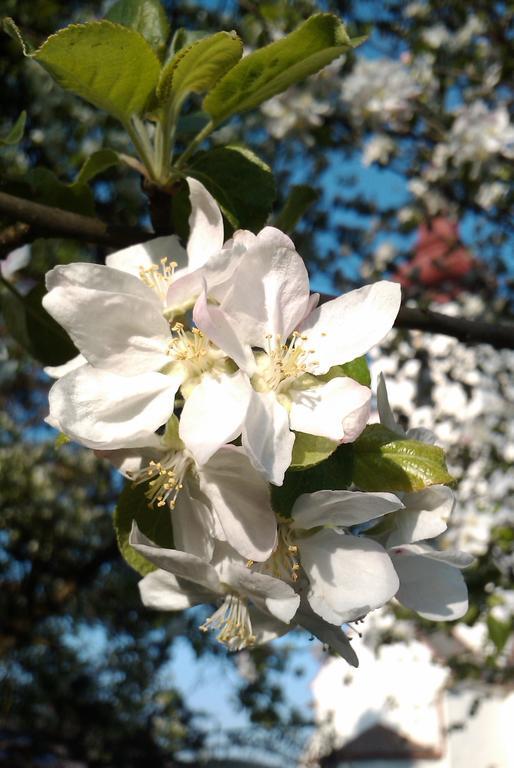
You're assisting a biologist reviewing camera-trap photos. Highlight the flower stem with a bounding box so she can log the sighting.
[175,120,216,169]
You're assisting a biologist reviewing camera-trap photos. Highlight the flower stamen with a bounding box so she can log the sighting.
[200,594,256,651]
[139,258,178,301]
[128,453,190,510]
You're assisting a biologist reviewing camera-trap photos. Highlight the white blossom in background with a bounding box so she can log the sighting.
[362,134,396,166]
[341,58,423,126]
[432,101,514,178]
[260,59,342,142]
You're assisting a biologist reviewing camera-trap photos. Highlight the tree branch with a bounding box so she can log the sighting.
[0,190,152,249]
[1,190,513,349]
[395,306,514,350]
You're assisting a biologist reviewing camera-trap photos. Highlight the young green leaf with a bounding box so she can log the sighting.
[114,480,174,576]
[203,14,357,123]
[352,424,454,492]
[27,167,95,216]
[71,149,120,188]
[6,19,161,122]
[158,31,243,107]
[0,111,26,146]
[274,184,319,233]
[290,432,338,470]
[320,357,372,387]
[105,0,170,55]
[186,145,275,231]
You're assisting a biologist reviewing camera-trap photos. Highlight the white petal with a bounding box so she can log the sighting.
[242,390,295,486]
[291,490,403,530]
[138,569,211,611]
[386,486,455,547]
[95,436,164,476]
[390,546,469,620]
[249,607,291,644]
[129,523,221,592]
[193,287,255,372]
[44,267,171,375]
[302,530,399,624]
[105,235,188,277]
[298,281,402,374]
[179,371,252,466]
[186,177,224,269]
[198,446,278,561]
[222,564,299,623]
[172,479,215,561]
[48,365,180,449]
[289,377,370,442]
[221,234,310,346]
[391,543,474,568]
[44,353,86,379]
[295,600,359,667]
[377,372,403,434]
[46,262,156,302]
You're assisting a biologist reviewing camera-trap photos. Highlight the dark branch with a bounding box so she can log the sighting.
[395,306,514,350]
[1,190,513,349]
[0,190,152,249]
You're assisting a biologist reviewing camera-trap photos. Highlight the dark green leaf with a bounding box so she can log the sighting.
[105,0,170,55]
[0,110,26,146]
[114,480,174,576]
[203,14,358,123]
[274,184,319,233]
[487,614,511,653]
[290,432,338,470]
[158,31,242,107]
[186,145,275,231]
[27,168,95,216]
[71,149,120,187]
[352,424,454,492]
[271,443,353,518]
[1,282,78,366]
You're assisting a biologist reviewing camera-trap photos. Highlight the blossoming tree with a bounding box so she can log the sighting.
[1,0,512,764]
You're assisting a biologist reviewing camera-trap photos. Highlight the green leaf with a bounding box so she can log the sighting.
[186,145,275,231]
[114,480,174,576]
[1,282,78,366]
[271,444,353,518]
[158,31,243,107]
[27,168,95,216]
[105,0,170,55]
[6,18,161,122]
[0,111,26,146]
[487,614,511,653]
[71,149,120,187]
[320,356,371,387]
[203,14,357,123]
[274,184,319,233]
[290,432,338,470]
[352,424,454,493]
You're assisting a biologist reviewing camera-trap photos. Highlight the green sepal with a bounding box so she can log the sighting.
[114,480,174,576]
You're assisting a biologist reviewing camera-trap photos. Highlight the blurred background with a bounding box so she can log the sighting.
[1,1,513,766]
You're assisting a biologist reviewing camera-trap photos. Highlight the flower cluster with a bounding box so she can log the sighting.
[43,180,470,664]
